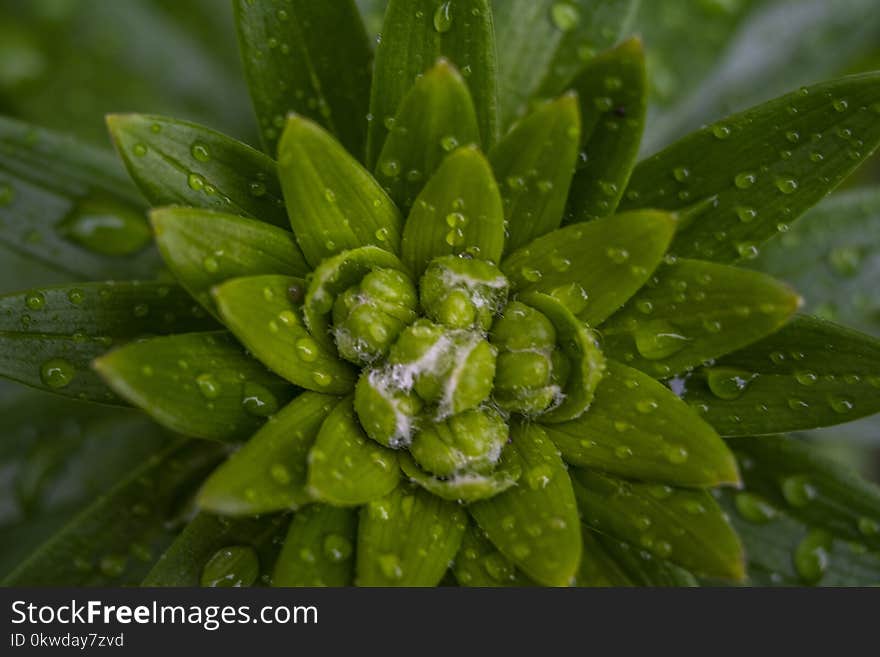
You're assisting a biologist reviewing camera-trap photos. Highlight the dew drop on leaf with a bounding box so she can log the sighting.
[323,534,353,562]
[706,368,754,400]
[242,381,279,417]
[195,373,221,400]
[550,2,580,31]
[200,546,260,587]
[793,530,831,585]
[40,358,75,389]
[433,1,453,33]
[633,320,689,360]
[781,475,817,508]
[190,141,210,162]
[734,492,777,524]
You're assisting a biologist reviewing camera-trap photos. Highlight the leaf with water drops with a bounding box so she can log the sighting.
[0,116,158,280]
[375,59,480,213]
[152,207,309,313]
[750,187,880,336]
[591,533,699,587]
[213,275,355,394]
[307,396,400,506]
[198,392,338,516]
[452,522,535,586]
[728,435,880,552]
[683,316,880,436]
[401,146,504,276]
[621,72,880,263]
[144,512,288,586]
[3,440,224,586]
[492,0,638,128]
[94,331,295,441]
[0,281,216,403]
[277,116,402,267]
[601,259,800,379]
[544,360,739,488]
[234,0,372,157]
[571,469,745,580]
[367,0,498,165]
[357,483,467,586]
[273,505,357,586]
[502,210,677,325]
[489,93,580,252]
[107,114,289,227]
[722,489,880,586]
[469,423,581,586]
[564,37,647,223]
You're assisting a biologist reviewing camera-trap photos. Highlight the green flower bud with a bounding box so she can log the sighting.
[354,370,423,447]
[388,319,497,416]
[331,268,418,364]
[420,255,509,330]
[490,301,556,350]
[409,407,508,477]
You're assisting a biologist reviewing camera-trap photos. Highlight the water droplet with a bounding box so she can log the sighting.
[440,135,459,151]
[202,256,219,273]
[712,125,731,140]
[433,1,453,33]
[40,359,75,389]
[380,158,400,177]
[270,463,291,485]
[734,492,777,524]
[249,181,267,197]
[526,464,553,490]
[242,381,279,417]
[132,143,147,157]
[634,320,689,360]
[663,444,689,464]
[519,266,543,283]
[781,475,817,508]
[67,288,85,305]
[734,172,757,189]
[25,291,45,310]
[832,98,848,113]
[58,196,152,256]
[774,177,798,194]
[196,373,221,400]
[736,206,757,223]
[324,188,336,203]
[323,534,353,562]
[378,553,404,580]
[191,142,210,162]
[312,371,334,388]
[829,395,854,414]
[794,530,831,585]
[707,368,755,400]
[673,166,690,182]
[187,173,205,191]
[636,398,658,414]
[605,247,630,264]
[550,2,580,31]
[99,554,127,578]
[200,546,260,587]
[794,371,818,386]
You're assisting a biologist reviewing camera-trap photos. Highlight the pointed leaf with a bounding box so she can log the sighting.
[0,281,216,403]
[3,440,224,586]
[621,72,880,263]
[278,116,402,267]
[273,505,357,586]
[564,37,647,223]
[401,146,504,276]
[502,210,677,325]
[727,435,880,552]
[576,529,635,587]
[213,274,355,394]
[453,522,535,586]
[493,0,638,128]
[198,392,338,515]
[751,187,880,336]
[151,207,309,312]
[593,533,699,587]
[519,291,605,422]
[489,94,580,252]
[234,0,372,156]
[307,396,400,506]
[0,116,158,279]
[95,331,295,441]
[357,483,467,586]
[367,0,498,165]
[470,423,581,586]
[398,448,521,503]
[601,259,800,378]
[683,316,880,436]
[375,59,480,212]
[107,114,289,227]
[571,469,745,580]
[544,360,740,487]
[144,513,287,586]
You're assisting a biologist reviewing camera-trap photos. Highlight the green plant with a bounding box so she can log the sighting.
[1,0,880,587]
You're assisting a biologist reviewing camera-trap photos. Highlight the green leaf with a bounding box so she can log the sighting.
[683,316,880,436]
[375,59,480,213]
[470,423,581,586]
[151,207,309,312]
[544,359,740,487]
[493,0,638,128]
[277,116,402,267]
[3,440,224,586]
[273,505,357,586]
[398,448,521,503]
[601,259,800,378]
[198,392,338,516]
[501,210,677,326]
[621,72,880,263]
[565,37,647,223]
[750,187,880,336]
[727,435,880,552]
[367,0,498,165]
[234,0,372,157]
[94,331,295,441]
[576,528,635,586]
[213,274,355,394]
[489,94,580,252]
[307,396,400,506]
[453,522,534,586]
[107,114,289,227]
[144,512,287,586]
[357,483,467,586]
[571,469,745,580]
[722,490,880,586]
[401,146,504,277]
[518,291,605,422]
[592,533,700,587]
[0,281,215,403]
[0,116,158,279]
